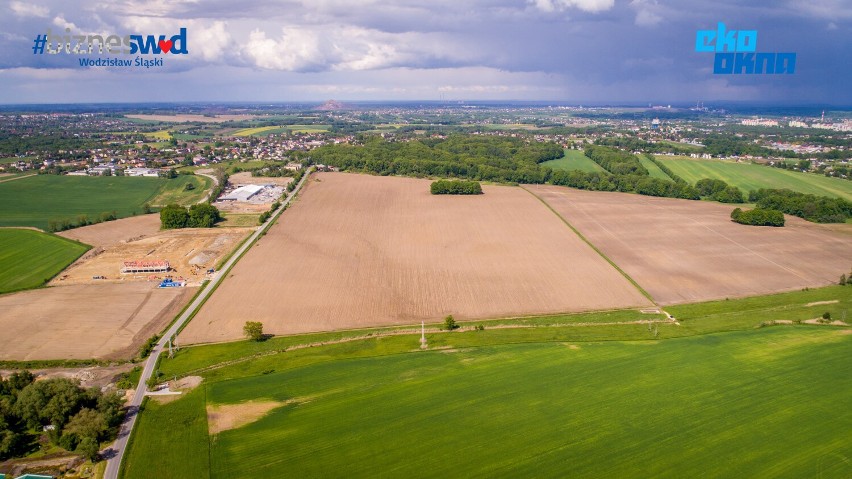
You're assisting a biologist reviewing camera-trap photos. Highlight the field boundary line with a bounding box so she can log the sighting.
[0,173,36,183]
[179,318,677,377]
[521,185,657,305]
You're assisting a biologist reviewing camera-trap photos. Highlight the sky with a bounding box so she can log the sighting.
[0,0,850,104]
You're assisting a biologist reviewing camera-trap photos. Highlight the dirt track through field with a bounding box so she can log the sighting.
[0,283,193,360]
[180,173,650,343]
[527,185,852,305]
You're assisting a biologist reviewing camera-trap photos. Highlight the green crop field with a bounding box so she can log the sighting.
[541,149,606,173]
[122,326,851,479]
[232,126,281,137]
[0,175,166,230]
[0,228,89,294]
[655,155,852,201]
[121,286,851,479]
[638,155,672,180]
[150,175,213,206]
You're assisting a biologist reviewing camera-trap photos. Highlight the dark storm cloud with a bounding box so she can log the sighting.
[0,0,848,103]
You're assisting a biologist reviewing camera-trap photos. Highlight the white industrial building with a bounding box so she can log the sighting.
[219,184,266,202]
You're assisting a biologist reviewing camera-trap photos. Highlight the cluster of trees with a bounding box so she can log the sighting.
[584,145,648,176]
[749,189,852,223]
[159,203,221,229]
[597,137,698,155]
[287,168,307,193]
[307,135,562,184]
[207,168,229,202]
[549,170,700,200]
[0,371,124,461]
[252,164,301,178]
[47,211,118,232]
[430,179,483,195]
[701,135,779,158]
[731,207,785,227]
[258,200,283,224]
[695,179,745,203]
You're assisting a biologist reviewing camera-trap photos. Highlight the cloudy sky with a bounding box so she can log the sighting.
[0,0,849,104]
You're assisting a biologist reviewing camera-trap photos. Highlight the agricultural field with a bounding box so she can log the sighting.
[0,282,192,360]
[0,228,89,294]
[124,114,259,123]
[0,175,166,230]
[57,214,161,248]
[179,172,650,344]
[637,155,672,180]
[144,129,172,140]
[231,126,281,136]
[541,149,605,173]
[655,155,852,201]
[122,321,852,479]
[150,174,213,205]
[527,185,852,305]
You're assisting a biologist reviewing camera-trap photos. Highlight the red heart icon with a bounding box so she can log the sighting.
[158,39,173,53]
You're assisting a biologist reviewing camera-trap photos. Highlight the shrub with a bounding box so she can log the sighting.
[731,207,785,227]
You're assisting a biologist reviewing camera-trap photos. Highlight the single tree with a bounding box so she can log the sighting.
[243,321,264,341]
[76,436,99,462]
[840,274,847,286]
[822,312,831,320]
[443,315,458,331]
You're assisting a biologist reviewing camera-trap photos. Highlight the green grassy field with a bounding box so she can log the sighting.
[637,155,672,180]
[150,175,213,206]
[541,149,606,173]
[0,175,167,230]
[123,324,851,479]
[655,156,852,201]
[0,228,89,294]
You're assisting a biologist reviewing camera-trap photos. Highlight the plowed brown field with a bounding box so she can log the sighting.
[180,173,650,343]
[0,283,192,360]
[526,185,852,305]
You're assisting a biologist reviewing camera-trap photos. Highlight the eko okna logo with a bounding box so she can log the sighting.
[696,22,796,75]
[32,27,187,68]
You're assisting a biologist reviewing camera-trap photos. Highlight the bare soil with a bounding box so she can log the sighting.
[57,214,161,248]
[0,363,136,389]
[207,400,283,434]
[52,227,250,287]
[526,185,852,305]
[180,173,649,343]
[0,283,194,360]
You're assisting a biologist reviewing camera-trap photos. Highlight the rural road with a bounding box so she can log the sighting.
[103,167,313,479]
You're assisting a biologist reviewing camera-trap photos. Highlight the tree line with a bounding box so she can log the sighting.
[48,210,118,233]
[0,371,124,461]
[430,179,483,195]
[749,189,852,223]
[584,145,648,176]
[306,135,563,185]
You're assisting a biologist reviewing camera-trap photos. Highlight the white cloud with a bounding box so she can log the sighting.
[9,1,49,18]
[529,0,615,13]
[630,0,663,27]
[120,17,233,62]
[241,25,471,72]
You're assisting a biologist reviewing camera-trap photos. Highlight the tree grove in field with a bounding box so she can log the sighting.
[430,179,483,195]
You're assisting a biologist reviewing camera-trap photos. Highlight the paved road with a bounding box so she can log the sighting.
[103,168,313,479]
